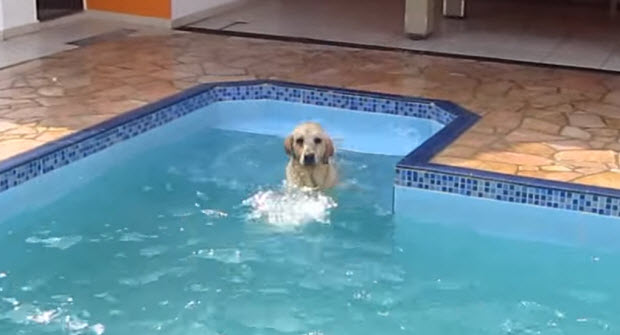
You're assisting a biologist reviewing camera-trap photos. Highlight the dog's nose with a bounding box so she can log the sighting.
[303,154,315,165]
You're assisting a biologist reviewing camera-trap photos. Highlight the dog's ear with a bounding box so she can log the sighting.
[284,135,294,156]
[322,137,334,164]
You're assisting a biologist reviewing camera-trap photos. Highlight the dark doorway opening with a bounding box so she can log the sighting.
[36,0,84,21]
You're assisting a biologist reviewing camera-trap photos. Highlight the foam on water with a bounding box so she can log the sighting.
[24,236,82,250]
[0,301,105,335]
[242,182,338,227]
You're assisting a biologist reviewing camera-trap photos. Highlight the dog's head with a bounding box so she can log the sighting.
[284,122,334,166]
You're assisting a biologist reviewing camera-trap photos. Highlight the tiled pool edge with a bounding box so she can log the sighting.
[0,80,454,193]
[2,80,620,218]
[396,164,620,216]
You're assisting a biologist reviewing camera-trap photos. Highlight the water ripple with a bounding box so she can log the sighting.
[25,236,82,250]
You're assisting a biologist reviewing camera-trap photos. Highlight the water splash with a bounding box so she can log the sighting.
[0,300,105,335]
[27,309,60,324]
[242,183,337,227]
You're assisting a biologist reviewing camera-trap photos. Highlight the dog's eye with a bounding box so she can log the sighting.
[296,138,304,145]
[314,138,322,144]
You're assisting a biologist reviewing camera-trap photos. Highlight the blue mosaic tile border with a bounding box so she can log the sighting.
[396,166,620,216]
[2,79,620,218]
[207,83,456,123]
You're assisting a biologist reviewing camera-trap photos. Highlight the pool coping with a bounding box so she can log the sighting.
[2,80,620,217]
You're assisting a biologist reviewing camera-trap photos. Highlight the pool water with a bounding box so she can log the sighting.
[0,103,619,334]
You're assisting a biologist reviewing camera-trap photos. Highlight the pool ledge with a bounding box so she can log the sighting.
[1,80,620,218]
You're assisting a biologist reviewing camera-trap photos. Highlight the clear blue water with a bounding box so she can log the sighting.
[0,101,619,335]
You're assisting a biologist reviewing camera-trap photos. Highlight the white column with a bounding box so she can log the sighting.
[1,0,37,29]
[172,0,241,27]
[443,0,465,18]
[0,0,38,38]
[404,0,437,39]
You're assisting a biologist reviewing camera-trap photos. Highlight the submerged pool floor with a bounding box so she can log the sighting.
[0,126,619,334]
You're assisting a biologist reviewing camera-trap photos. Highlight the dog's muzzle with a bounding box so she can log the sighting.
[303,154,316,166]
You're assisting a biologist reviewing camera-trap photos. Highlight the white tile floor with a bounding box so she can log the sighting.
[188,0,620,71]
[0,14,169,70]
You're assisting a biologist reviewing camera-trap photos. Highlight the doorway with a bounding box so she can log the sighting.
[36,0,84,21]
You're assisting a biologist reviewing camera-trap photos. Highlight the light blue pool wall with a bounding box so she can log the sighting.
[394,186,620,252]
[204,100,443,156]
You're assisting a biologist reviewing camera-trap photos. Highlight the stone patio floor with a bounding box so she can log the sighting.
[1,31,620,188]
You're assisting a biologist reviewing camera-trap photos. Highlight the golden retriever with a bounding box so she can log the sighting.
[284,122,337,190]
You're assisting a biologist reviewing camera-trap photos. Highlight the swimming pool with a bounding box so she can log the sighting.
[1,81,619,334]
